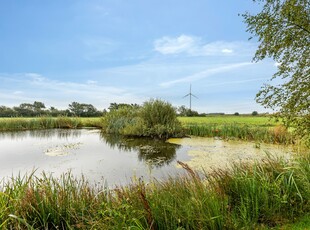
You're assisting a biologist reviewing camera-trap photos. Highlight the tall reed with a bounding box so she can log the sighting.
[186,123,295,144]
[0,117,102,131]
[0,151,309,229]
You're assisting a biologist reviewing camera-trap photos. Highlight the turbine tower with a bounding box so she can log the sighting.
[183,84,198,111]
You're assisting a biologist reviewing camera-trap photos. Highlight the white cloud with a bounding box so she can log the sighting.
[87,80,97,84]
[13,91,23,95]
[0,73,145,109]
[222,49,233,53]
[160,62,253,87]
[154,35,255,56]
[203,77,269,88]
[25,73,45,82]
[154,35,197,55]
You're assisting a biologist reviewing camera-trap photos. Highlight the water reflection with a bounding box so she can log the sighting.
[101,133,180,167]
[0,129,181,169]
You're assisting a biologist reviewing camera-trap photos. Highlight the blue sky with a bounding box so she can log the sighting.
[0,0,277,113]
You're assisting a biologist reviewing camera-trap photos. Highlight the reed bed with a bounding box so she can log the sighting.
[185,123,295,144]
[0,117,102,131]
[0,152,309,229]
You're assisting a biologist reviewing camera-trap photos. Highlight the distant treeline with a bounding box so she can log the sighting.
[0,101,105,117]
[0,101,261,118]
[0,102,206,118]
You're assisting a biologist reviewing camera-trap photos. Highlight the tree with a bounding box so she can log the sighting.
[108,103,140,111]
[177,105,199,117]
[14,103,35,117]
[242,0,310,144]
[252,111,258,116]
[68,102,102,117]
[0,106,16,117]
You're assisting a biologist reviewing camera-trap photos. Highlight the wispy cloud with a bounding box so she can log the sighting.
[160,62,253,87]
[0,73,145,109]
[204,77,269,88]
[154,35,256,56]
[154,35,198,55]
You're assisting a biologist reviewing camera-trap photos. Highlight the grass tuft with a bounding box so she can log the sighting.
[0,151,309,229]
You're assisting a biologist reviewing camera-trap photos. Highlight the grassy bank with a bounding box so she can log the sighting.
[179,116,295,144]
[0,152,309,229]
[0,117,102,131]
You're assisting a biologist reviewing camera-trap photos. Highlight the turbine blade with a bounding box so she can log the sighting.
[192,94,198,99]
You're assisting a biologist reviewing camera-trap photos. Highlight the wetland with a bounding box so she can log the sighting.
[0,128,296,186]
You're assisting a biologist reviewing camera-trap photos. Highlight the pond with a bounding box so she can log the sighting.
[0,129,189,186]
[0,129,296,186]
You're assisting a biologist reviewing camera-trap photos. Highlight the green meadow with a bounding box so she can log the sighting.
[179,115,279,127]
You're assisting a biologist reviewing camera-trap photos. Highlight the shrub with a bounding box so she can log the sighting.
[102,99,184,139]
[102,106,140,135]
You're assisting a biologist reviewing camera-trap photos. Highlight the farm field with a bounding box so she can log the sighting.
[179,115,279,127]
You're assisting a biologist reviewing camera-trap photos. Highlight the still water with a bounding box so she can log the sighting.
[0,129,295,186]
[0,129,189,186]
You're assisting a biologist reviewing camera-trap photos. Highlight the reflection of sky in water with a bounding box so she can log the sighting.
[0,129,188,186]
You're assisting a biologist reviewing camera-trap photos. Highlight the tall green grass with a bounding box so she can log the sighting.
[185,123,295,144]
[178,115,279,127]
[0,117,102,131]
[1,152,309,229]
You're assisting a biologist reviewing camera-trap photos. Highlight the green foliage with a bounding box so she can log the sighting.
[102,99,184,139]
[103,106,143,135]
[185,123,294,144]
[108,102,140,111]
[242,0,310,145]
[179,116,294,144]
[0,117,103,131]
[0,101,104,117]
[177,105,200,117]
[252,111,258,116]
[68,102,102,117]
[141,99,177,127]
[179,115,278,127]
[0,152,309,229]
[213,154,310,228]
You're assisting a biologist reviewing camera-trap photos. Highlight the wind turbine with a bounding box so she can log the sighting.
[183,84,198,111]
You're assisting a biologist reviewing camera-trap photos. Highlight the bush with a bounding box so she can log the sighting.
[102,99,184,139]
